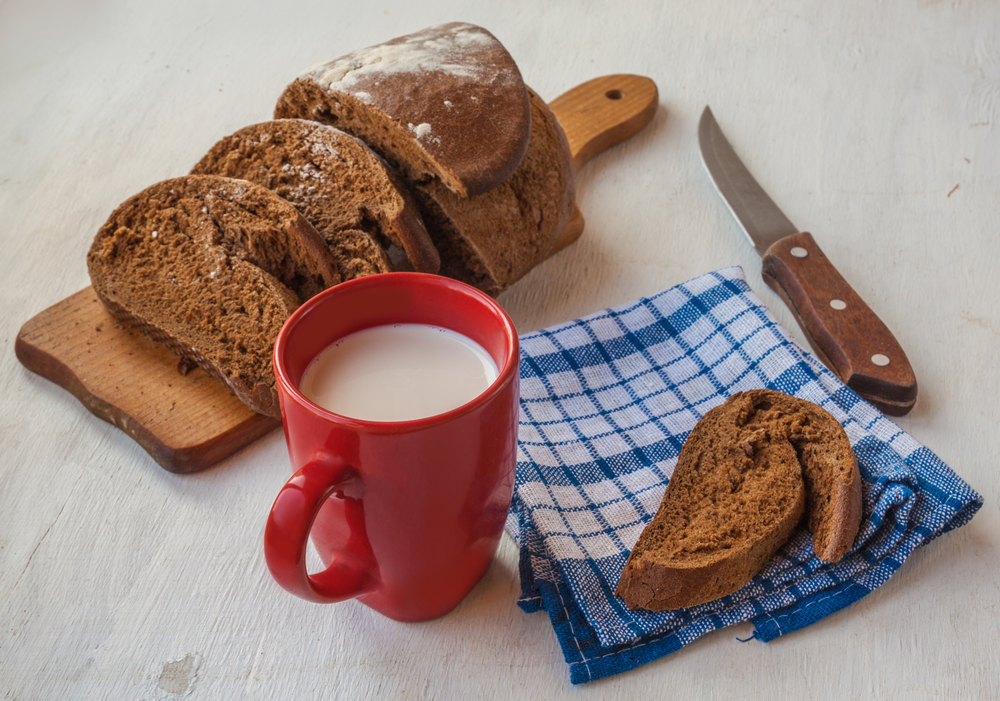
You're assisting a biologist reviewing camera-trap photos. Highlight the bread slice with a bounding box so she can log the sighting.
[274,22,531,199]
[615,389,862,611]
[87,175,340,418]
[191,119,439,278]
[410,88,576,296]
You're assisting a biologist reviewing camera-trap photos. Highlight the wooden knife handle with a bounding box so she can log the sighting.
[761,232,918,416]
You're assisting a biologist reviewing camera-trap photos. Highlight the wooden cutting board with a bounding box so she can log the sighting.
[15,74,659,474]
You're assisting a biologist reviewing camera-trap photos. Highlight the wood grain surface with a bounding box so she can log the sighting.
[12,75,657,473]
[2,2,997,700]
[14,288,280,473]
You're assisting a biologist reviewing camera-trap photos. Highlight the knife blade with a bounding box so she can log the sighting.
[698,106,917,416]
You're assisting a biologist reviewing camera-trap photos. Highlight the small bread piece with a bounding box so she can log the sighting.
[784,393,863,561]
[86,175,340,418]
[274,22,531,198]
[615,390,861,611]
[191,119,439,278]
[411,88,575,296]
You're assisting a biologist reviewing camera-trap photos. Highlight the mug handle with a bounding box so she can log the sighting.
[264,454,379,603]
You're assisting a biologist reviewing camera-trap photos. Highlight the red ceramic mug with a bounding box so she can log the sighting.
[264,272,519,622]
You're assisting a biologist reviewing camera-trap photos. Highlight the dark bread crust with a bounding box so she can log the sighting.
[789,393,863,561]
[411,88,575,296]
[86,175,340,418]
[274,22,531,199]
[191,119,438,278]
[616,389,862,611]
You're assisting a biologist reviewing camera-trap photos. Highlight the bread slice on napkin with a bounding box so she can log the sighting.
[86,175,340,418]
[411,87,575,296]
[191,119,439,279]
[274,22,531,199]
[615,389,862,611]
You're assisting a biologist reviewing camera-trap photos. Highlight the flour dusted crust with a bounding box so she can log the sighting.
[274,22,531,198]
[191,119,439,278]
[86,175,340,418]
[274,24,574,295]
[412,88,575,296]
[615,389,862,611]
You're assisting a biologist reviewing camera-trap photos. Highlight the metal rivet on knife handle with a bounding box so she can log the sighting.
[790,247,809,258]
[871,354,891,367]
[830,299,847,310]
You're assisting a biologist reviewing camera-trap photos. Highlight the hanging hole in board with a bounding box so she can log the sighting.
[605,89,624,100]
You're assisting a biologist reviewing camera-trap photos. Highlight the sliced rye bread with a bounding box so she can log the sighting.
[86,175,340,419]
[410,87,575,296]
[615,389,862,611]
[190,119,439,279]
[274,22,531,199]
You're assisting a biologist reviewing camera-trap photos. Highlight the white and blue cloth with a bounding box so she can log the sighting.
[507,267,982,684]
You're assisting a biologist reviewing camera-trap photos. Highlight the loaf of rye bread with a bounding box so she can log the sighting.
[190,119,439,280]
[275,22,531,199]
[409,87,575,296]
[86,175,340,418]
[275,24,575,296]
[615,389,862,611]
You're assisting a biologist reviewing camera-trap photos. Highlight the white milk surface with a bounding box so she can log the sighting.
[298,323,500,422]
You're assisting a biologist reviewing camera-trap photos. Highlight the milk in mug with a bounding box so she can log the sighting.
[298,323,500,422]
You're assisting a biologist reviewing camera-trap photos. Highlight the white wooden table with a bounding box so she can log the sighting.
[2,1,998,698]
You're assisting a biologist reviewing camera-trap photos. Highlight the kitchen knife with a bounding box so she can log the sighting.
[698,106,917,416]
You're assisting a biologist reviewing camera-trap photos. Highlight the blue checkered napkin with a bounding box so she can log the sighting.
[506,266,982,685]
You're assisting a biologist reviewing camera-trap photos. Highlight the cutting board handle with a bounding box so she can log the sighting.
[550,74,659,171]
[546,74,659,256]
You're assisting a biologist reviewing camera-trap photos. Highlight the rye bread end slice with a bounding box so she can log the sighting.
[274,22,531,199]
[410,88,576,296]
[86,175,340,418]
[191,119,439,278]
[615,389,862,611]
